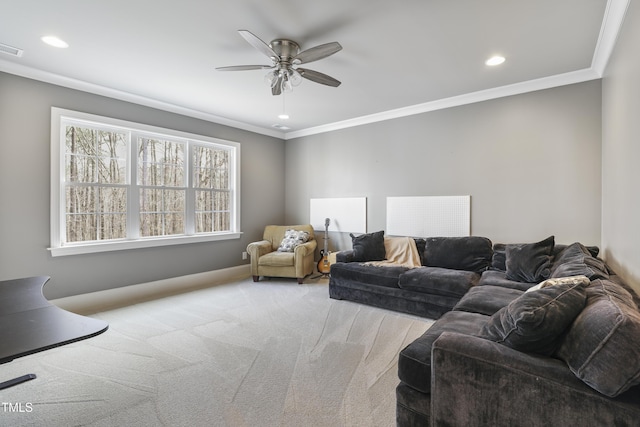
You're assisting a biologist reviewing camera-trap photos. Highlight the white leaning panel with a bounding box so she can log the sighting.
[310,197,367,233]
[386,196,470,237]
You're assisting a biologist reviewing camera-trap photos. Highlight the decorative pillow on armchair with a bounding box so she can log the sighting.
[277,229,311,252]
[350,230,385,262]
[505,236,555,283]
[479,277,587,356]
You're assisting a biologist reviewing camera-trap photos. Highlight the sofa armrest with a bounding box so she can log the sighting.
[431,332,640,426]
[336,250,354,263]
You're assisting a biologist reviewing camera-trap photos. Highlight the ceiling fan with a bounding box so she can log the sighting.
[216,30,342,96]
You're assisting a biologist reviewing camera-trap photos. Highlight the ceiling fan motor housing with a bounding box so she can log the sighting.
[269,39,300,63]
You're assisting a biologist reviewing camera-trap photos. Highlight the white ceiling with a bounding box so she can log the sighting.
[0,0,628,139]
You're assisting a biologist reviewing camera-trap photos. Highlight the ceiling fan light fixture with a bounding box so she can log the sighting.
[282,74,293,93]
[288,69,302,86]
[264,70,279,87]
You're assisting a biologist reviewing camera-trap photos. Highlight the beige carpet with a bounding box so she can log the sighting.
[1,276,432,426]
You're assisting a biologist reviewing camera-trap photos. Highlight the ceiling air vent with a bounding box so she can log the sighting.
[0,42,24,57]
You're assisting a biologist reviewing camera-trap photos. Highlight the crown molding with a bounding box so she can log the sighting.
[0,59,286,139]
[284,68,601,140]
[591,0,630,76]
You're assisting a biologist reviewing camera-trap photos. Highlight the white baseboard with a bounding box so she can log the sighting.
[51,264,251,315]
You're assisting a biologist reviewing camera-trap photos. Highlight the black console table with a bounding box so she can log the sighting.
[0,276,108,389]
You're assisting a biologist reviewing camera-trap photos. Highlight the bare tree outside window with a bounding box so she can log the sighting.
[138,138,186,237]
[65,126,127,242]
[194,145,231,233]
[63,121,234,245]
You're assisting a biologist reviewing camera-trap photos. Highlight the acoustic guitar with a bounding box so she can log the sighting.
[317,218,331,275]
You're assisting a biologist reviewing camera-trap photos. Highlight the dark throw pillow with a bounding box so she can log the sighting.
[479,277,587,356]
[556,279,640,397]
[505,236,555,283]
[350,230,385,262]
[413,238,427,265]
[550,242,609,281]
[423,236,493,273]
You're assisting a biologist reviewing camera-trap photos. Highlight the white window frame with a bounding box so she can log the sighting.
[50,107,241,257]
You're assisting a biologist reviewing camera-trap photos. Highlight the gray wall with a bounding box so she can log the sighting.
[0,72,285,299]
[286,81,602,252]
[602,0,640,292]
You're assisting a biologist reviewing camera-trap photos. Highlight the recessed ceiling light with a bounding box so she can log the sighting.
[485,56,505,66]
[41,36,69,48]
[272,124,290,130]
[278,113,290,120]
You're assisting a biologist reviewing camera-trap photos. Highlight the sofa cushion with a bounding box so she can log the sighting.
[422,236,493,273]
[551,242,609,281]
[398,310,488,393]
[329,262,407,289]
[350,230,385,262]
[453,285,524,316]
[556,279,640,397]
[477,270,535,291]
[398,267,479,298]
[479,277,587,355]
[505,235,555,283]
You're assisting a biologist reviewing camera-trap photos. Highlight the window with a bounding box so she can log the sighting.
[50,108,241,256]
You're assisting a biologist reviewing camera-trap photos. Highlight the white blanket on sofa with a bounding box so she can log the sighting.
[364,236,422,269]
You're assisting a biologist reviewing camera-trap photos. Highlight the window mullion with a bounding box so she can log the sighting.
[128,132,139,239]
[185,142,195,235]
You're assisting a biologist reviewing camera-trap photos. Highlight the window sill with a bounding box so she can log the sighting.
[49,232,243,257]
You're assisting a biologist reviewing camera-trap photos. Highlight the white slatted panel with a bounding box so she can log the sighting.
[310,197,367,233]
[386,196,470,237]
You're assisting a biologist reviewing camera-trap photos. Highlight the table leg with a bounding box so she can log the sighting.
[0,374,36,390]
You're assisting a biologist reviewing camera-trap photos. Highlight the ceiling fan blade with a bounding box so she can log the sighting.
[238,30,278,60]
[216,65,274,71]
[294,42,342,64]
[297,68,341,87]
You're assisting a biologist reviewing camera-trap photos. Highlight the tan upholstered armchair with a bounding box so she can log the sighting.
[247,225,317,284]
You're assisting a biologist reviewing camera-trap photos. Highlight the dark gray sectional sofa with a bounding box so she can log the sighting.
[330,235,494,319]
[328,233,640,426]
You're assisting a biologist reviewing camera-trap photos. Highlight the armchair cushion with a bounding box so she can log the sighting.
[258,252,294,267]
